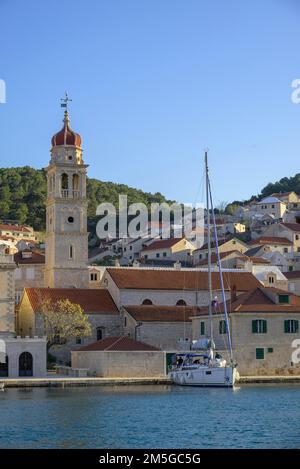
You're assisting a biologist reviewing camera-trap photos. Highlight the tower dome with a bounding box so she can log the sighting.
[51,111,81,147]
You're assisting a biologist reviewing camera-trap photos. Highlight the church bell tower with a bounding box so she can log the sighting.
[45,97,88,288]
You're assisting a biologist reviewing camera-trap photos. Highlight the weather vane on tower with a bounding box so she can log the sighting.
[60,91,72,111]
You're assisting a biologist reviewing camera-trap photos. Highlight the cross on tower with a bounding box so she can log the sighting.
[60,91,72,111]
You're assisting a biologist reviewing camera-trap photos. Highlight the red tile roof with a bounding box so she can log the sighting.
[249,236,292,246]
[0,224,31,233]
[281,223,300,232]
[24,288,118,314]
[284,271,300,279]
[142,238,184,252]
[14,250,45,265]
[107,268,261,292]
[78,336,159,351]
[197,287,300,315]
[125,305,201,322]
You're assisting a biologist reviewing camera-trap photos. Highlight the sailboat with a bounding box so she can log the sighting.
[169,152,239,387]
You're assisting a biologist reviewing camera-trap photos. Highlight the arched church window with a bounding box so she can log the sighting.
[142,299,153,305]
[61,173,68,190]
[176,299,187,306]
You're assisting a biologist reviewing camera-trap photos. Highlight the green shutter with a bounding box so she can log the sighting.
[252,320,258,333]
[262,320,267,334]
[279,295,290,304]
[219,320,226,334]
[284,320,289,333]
[256,348,265,360]
[295,321,299,333]
[200,322,205,335]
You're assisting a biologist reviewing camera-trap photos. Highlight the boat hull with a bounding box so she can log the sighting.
[169,366,239,387]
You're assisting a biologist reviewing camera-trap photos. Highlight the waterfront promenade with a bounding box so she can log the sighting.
[2,375,300,388]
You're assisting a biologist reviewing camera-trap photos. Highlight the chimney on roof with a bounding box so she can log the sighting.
[114,258,120,267]
[132,260,140,268]
[174,260,181,270]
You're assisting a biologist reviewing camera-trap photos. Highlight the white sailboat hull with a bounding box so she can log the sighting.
[169,365,239,387]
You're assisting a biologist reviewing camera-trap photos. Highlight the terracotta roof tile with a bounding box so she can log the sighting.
[78,336,159,351]
[24,288,118,314]
[249,236,292,246]
[197,287,300,315]
[142,238,184,252]
[0,224,31,233]
[284,271,300,279]
[107,268,261,291]
[281,223,300,232]
[14,251,45,265]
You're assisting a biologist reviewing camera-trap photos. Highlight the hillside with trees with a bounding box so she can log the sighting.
[225,173,300,214]
[0,166,174,233]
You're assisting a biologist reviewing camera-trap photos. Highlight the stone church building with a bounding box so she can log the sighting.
[0,246,46,378]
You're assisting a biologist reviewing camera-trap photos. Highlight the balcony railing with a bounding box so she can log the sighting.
[61,190,81,198]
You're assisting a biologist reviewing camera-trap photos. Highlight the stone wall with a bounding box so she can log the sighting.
[72,350,166,377]
[192,313,300,376]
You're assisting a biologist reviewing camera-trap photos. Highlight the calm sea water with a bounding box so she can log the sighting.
[0,384,300,449]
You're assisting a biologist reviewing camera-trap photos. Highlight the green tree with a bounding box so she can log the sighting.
[39,298,92,353]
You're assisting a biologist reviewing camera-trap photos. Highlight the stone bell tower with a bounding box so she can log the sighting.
[44,101,88,288]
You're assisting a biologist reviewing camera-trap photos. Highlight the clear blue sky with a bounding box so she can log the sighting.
[0,0,300,207]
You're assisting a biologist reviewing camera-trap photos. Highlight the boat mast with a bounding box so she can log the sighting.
[206,165,234,362]
[205,151,214,347]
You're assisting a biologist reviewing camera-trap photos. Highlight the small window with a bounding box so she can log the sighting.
[68,155,73,160]
[268,276,275,284]
[176,299,186,306]
[124,317,127,327]
[296,235,299,241]
[142,299,153,305]
[69,245,74,259]
[68,216,74,223]
[267,348,273,353]
[252,319,267,334]
[96,328,103,341]
[284,319,299,334]
[219,320,227,335]
[256,348,265,360]
[284,248,288,253]
[90,273,98,282]
[75,337,81,345]
[200,321,205,336]
[156,253,160,258]
[163,252,167,257]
